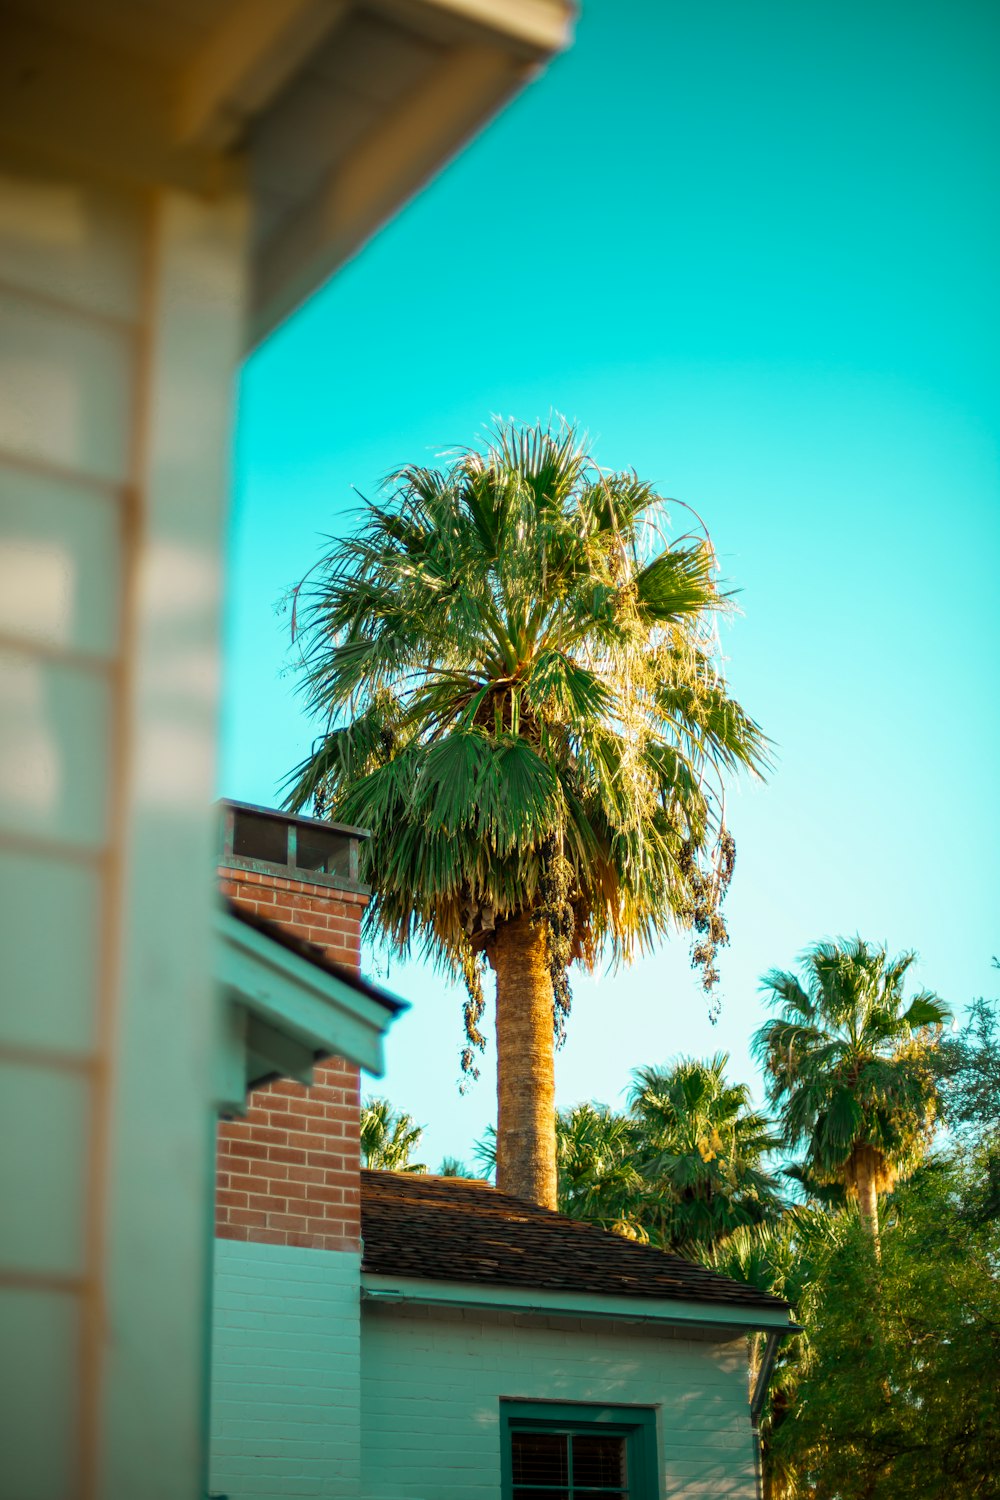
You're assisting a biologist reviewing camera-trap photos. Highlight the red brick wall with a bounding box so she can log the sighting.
[220,865,364,968]
[216,864,367,1252]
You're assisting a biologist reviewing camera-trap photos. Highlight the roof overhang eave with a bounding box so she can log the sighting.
[247,0,577,346]
[360,1272,800,1336]
[213,907,404,1111]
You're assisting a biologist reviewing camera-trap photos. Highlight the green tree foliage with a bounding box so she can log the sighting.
[469,997,996,1497]
[767,1154,1000,1499]
[555,1102,647,1237]
[438,1156,478,1177]
[754,939,949,1246]
[359,1097,427,1172]
[730,953,994,1499]
[712,1208,847,1500]
[934,968,1000,1227]
[935,970,1000,1145]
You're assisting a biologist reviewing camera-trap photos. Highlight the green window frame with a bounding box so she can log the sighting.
[500,1401,659,1500]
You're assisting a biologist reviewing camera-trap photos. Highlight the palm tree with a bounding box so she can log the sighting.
[285,422,768,1207]
[518,1056,781,1254]
[628,1054,783,1254]
[753,938,949,1251]
[556,1103,647,1238]
[360,1097,427,1172]
[438,1156,477,1177]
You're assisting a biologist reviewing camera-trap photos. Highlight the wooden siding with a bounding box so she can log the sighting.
[0,141,246,1500]
[0,149,142,1500]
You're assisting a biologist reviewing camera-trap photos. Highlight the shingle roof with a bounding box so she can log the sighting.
[360,1171,790,1313]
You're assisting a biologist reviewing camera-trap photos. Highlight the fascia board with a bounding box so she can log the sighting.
[371,0,575,55]
[215,998,251,1116]
[214,908,396,1076]
[360,1272,798,1334]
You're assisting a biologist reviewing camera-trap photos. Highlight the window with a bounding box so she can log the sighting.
[501,1403,657,1500]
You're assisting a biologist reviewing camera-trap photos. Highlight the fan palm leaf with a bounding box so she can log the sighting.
[360,1097,427,1173]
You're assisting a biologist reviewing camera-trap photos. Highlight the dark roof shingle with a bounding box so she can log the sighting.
[360,1171,789,1313]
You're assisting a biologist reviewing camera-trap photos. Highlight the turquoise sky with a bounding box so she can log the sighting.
[223,0,1000,1168]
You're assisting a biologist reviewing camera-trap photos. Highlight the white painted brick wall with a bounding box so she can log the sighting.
[210,1240,362,1499]
[360,1305,757,1500]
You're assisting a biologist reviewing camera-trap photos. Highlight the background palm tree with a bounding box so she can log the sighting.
[628,1053,783,1254]
[556,1103,647,1238]
[360,1097,427,1172]
[479,1054,780,1255]
[753,938,949,1250]
[285,422,767,1207]
[438,1156,478,1177]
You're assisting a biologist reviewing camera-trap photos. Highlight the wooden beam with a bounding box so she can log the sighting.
[245,1015,317,1087]
[175,0,352,151]
[214,1002,250,1116]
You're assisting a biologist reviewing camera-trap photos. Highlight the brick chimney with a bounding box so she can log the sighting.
[215,802,369,1252]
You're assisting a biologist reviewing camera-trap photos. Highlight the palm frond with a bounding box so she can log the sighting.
[755,938,948,1195]
[284,419,769,1025]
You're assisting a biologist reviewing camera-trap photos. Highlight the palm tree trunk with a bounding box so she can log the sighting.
[491,913,557,1209]
[853,1148,881,1259]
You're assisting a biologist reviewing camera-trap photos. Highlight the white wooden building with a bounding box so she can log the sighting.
[0,6,572,1496]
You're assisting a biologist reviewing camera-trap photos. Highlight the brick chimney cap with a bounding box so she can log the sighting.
[221,797,370,841]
